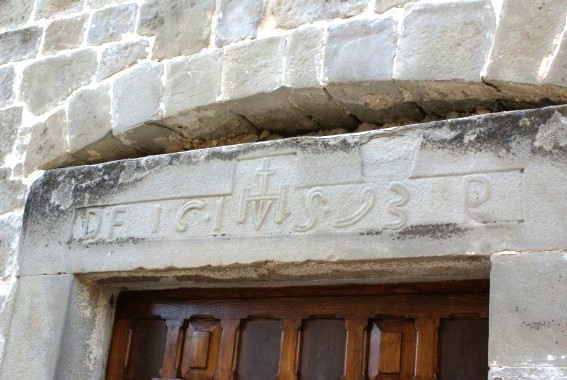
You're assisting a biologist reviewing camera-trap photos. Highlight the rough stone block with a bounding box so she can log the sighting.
[272,0,367,29]
[0,0,34,32]
[490,252,567,368]
[87,4,137,46]
[20,49,97,116]
[396,0,496,82]
[0,212,21,277]
[323,17,408,123]
[137,0,216,60]
[0,65,15,107]
[0,275,74,378]
[223,36,286,100]
[68,83,136,163]
[324,17,398,84]
[215,0,265,47]
[112,62,163,133]
[0,26,42,65]
[42,14,88,55]
[375,0,413,13]
[24,109,77,174]
[96,39,149,81]
[484,0,566,85]
[163,50,224,116]
[288,88,357,130]
[0,168,26,215]
[164,103,256,141]
[35,0,83,19]
[284,26,324,89]
[0,106,22,166]
[228,88,319,131]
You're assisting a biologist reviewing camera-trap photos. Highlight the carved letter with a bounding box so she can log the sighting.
[108,206,127,239]
[334,188,377,228]
[176,200,205,232]
[385,184,410,230]
[293,188,330,232]
[214,198,225,232]
[152,205,162,234]
[82,209,102,239]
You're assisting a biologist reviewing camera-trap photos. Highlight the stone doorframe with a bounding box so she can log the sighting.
[1,106,567,379]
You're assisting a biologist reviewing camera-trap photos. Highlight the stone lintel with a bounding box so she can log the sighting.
[18,106,567,277]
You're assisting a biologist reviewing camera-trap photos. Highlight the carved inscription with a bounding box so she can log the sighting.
[71,156,523,243]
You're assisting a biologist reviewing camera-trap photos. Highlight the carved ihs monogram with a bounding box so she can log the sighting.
[236,159,290,230]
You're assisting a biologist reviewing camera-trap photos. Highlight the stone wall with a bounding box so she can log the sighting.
[0,0,566,376]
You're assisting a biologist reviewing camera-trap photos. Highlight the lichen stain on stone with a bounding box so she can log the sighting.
[534,111,567,151]
[394,223,470,241]
[49,178,74,210]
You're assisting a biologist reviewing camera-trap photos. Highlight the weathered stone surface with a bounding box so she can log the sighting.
[0,65,15,107]
[20,49,97,115]
[0,213,21,277]
[17,105,567,276]
[229,88,319,131]
[272,0,367,29]
[0,27,42,65]
[284,26,324,89]
[0,107,22,166]
[0,168,26,214]
[164,50,223,116]
[0,275,114,380]
[396,0,496,81]
[215,0,265,47]
[69,84,111,150]
[490,252,567,368]
[484,0,566,85]
[137,0,216,60]
[87,0,131,9]
[35,0,83,19]
[68,83,135,163]
[164,103,256,141]
[96,39,149,81]
[0,0,33,32]
[0,275,73,378]
[545,31,567,87]
[112,62,163,136]
[24,109,77,174]
[489,367,567,380]
[224,36,286,100]
[42,14,88,55]
[288,88,358,129]
[375,0,413,13]
[324,17,397,84]
[87,4,137,46]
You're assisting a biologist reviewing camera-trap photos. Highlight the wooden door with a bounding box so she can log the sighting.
[106,280,489,380]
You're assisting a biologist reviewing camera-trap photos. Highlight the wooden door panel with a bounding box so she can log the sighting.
[181,320,221,380]
[106,281,489,380]
[367,319,416,380]
[237,319,281,380]
[128,320,167,380]
[298,319,346,380]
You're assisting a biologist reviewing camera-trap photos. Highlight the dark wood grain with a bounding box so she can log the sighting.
[237,319,281,380]
[298,319,346,380]
[438,319,489,380]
